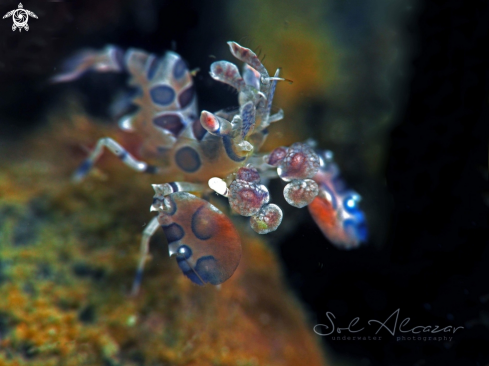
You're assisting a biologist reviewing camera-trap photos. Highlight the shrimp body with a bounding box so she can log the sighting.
[53,41,367,292]
[309,152,368,249]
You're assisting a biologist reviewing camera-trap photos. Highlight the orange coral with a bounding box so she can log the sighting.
[0,105,327,366]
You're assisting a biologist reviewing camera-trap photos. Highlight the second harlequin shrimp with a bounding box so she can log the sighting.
[52,41,368,293]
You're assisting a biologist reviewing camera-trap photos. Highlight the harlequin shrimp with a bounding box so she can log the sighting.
[52,41,367,294]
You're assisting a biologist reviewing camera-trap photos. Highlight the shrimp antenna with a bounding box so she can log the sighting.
[268,76,294,84]
[255,46,262,58]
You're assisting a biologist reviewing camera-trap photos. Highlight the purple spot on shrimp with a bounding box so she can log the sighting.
[153,113,185,136]
[194,256,222,285]
[176,251,204,286]
[192,118,207,141]
[178,86,195,109]
[173,58,188,79]
[162,223,185,244]
[191,205,216,240]
[147,57,159,80]
[150,85,175,106]
[175,146,201,173]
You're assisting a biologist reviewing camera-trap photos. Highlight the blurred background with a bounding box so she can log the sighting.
[0,0,488,365]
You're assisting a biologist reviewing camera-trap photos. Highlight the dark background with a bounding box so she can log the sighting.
[0,0,488,365]
[281,1,489,365]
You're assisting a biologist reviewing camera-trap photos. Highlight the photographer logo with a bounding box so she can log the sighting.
[3,3,38,32]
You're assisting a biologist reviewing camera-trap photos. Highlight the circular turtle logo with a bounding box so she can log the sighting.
[3,3,38,32]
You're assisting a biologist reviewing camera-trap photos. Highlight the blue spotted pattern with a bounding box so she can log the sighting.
[194,256,221,285]
[150,85,175,106]
[191,205,216,240]
[192,118,207,141]
[176,255,202,284]
[153,113,185,136]
[175,146,201,173]
[177,255,221,285]
[147,57,159,80]
[162,223,185,243]
[173,59,187,79]
[178,86,195,109]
